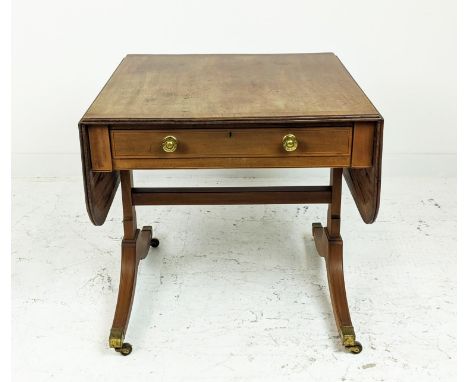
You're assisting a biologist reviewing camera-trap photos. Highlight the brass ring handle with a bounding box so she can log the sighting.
[162,135,178,153]
[282,134,298,152]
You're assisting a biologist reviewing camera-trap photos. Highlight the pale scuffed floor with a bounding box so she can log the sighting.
[12,174,456,381]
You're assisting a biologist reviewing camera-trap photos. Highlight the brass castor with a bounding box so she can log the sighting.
[150,238,160,248]
[345,341,363,354]
[340,326,363,354]
[115,342,132,356]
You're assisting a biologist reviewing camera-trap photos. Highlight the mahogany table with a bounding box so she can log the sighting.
[79,53,383,356]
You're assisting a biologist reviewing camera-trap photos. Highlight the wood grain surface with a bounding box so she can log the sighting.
[81,53,380,123]
[88,126,112,171]
[110,127,352,158]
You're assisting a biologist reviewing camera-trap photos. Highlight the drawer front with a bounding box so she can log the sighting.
[111,127,352,159]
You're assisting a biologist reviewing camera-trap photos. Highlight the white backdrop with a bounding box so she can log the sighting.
[12,0,456,177]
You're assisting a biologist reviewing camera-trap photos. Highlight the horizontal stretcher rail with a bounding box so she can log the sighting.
[131,186,332,205]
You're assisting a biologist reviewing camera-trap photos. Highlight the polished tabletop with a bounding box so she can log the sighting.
[81,53,380,123]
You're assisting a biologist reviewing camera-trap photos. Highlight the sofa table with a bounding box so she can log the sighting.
[78,53,383,356]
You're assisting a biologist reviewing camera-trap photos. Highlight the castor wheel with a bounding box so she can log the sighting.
[115,342,132,356]
[345,341,362,354]
[150,238,160,248]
